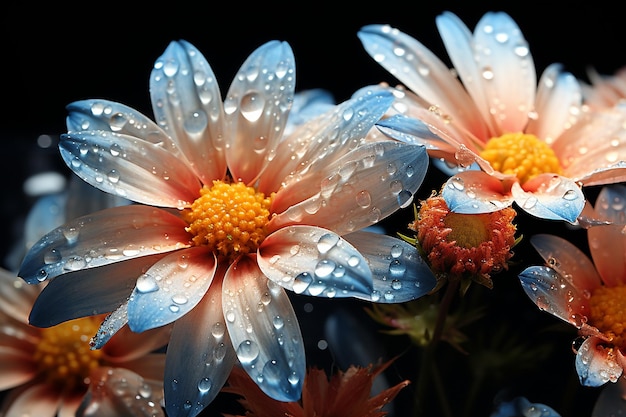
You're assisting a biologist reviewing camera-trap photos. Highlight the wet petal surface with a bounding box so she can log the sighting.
[442,170,514,214]
[258,226,373,299]
[575,336,623,387]
[165,271,236,417]
[512,174,585,222]
[223,255,305,402]
[127,247,217,332]
[19,205,192,285]
[344,231,437,302]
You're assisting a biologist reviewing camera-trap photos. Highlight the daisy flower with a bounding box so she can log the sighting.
[519,184,626,387]
[17,39,436,417]
[0,267,169,417]
[358,11,626,223]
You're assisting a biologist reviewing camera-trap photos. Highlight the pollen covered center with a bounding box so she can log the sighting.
[34,316,103,392]
[479,133,562,184]
[443,213,490,249]
[183,180,272,260]
[589,285,626,350]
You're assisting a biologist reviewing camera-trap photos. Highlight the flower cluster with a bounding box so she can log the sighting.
[3,8,626,417]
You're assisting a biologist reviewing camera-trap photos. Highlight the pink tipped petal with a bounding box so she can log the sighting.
[19,205,192,285]
[1,383,63,417]
[259,87,393,195]
[553,105,626,186]
[164,268,237,417]
[529,234,602,292]
[150,41,227,185]
[0,268,39,323]
[575,337,623,387]
[76,367,166,417]
[270,142,428,234]
[223,255,305,402]
[343,231,437,302]
[127,247,217,332]
[358,24,487,136]
[591,184,626,224]
[258,226,373,298]
[527,64,582,142]
[442,170,514,214]
[65,100,180,156]
[59,131,201,207]
[116,353,167,383]
[512,174,585,222]
[29,253,167,328]
[0,346,37,390]
[519,265,589,328]
[224,41,295,184]
[472,12,535,133]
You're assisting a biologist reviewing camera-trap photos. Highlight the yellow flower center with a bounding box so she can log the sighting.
[411,194,517,282]
[479,133,562,184]
[443,213,490,249]
[183,180,272,261]
[33,316,103,392]
[589,285,626,350]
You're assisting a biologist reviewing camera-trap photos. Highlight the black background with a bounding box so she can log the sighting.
[1,2,624,416]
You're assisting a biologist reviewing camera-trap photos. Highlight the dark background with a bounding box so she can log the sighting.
[0,2,623,416]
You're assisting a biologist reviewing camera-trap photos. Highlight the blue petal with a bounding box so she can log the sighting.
[490,396,562,417]
[376,113,444,147]
[164,277,237,417]
[127,247,216,332]
[344,231,437,302]
[511,176,585,223]
[224,256,305,402]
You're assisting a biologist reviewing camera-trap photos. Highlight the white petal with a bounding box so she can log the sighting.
[127,247,217,332]
[258,226,373,298]
[29,253,167,328]
[442,170,514,214]
[466,11,536,133]
[258,86,393,194]
[19,205,192,284]
[224,41,295,184]
[223,255,305,401]
[270,141,428,234]
[164,271,237,417]
[59,131,201,207]
[150,41,227,184]
[358,24,487,136]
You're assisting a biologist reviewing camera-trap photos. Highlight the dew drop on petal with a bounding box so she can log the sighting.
[397,190,414,208]
[136,273,159,293]
[237,340,260,364]
[293,272,312,294]
[240,92,265,122]
[44,249,62,264]
[356,190,371,208]
[197,377,212,394]
[317,233,339,254]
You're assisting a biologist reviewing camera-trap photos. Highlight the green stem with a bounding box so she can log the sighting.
[412,277,459,417]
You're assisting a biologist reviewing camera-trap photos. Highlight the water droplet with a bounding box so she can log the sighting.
[63,227,79,244]
[347,255,360,267]
[44,249,62,264]
[317,233,339,254]
[37,269,48,282]
[183,110,209,135]
[315,259,336,278]
[293,272,312,294]
[390,244,403,258]
[397,190,413,208]
[237,340,260,364]
[450,176,464,190]
[290,245,300,255]
[197,377,212,393]
[171,294,188,305]
[389,259,406,276]
[391,279,402,290]
[240,92,265,122]
[273,315,284,329]
[136,273,159,293]
[64,256,86,271]
[562,190,578,201]
[356,190,371,208]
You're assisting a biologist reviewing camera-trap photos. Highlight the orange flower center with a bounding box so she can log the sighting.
[479,133,562,184]
[412,195,517,280]
[33,316,103,392]
[183,180,272,261]
[589,285,626,350]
